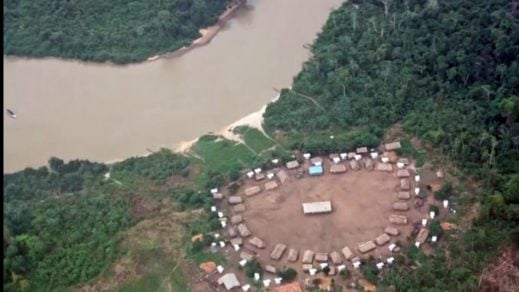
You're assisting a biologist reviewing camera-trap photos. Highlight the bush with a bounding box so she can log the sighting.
[322,266,331,275]
[430,220,443,237]
[244,260,262,279]
[434,181,454,200]
[277,267,297,282]
[429,205,440,215]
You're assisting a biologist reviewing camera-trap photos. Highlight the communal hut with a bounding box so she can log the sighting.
[302,201,332,214]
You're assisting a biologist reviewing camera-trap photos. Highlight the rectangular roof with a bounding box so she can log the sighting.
[302,201,332,214]
[308,165,323,175]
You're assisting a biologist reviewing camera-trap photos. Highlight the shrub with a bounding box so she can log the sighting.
[244,260,262,279]
[429,205,440,215]
[277,267,297,282]
[322,266,331,275]
[430,220,443,237]
[434,181,454,200]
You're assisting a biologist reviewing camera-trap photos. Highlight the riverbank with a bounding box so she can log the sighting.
[4,0,345,173]
[147,0,246,62]
[174,92,280,153]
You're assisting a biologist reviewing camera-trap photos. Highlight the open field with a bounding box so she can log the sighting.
[241,161,423,259]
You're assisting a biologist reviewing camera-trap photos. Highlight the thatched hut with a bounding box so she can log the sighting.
[384,227,400,236]
[358,241,376,253]
[228,196,243,204]
[270,243,287,260]
[237,223,251,237]
[341,246,353,260]
[302,250,315,264]
[244,186,261,197]
[287,248,298,262]
[330,164,347,174]
[249,237,265,249]
[349,159,360,171]
[375,233,391,246]
[392,202,410,211]
[389,214,408,225]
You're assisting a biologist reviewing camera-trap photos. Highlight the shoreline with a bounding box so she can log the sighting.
[103,92,281,167]
[3,0,246,66]
[147,0,246,62]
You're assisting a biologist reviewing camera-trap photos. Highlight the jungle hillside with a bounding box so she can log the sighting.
[3,0,519,291]
[3,0,228,63]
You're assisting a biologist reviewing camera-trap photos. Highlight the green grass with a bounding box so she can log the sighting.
[113,249,189,292]
[233,126,277,153]
[189,251,226,265]
[190,135,261,173]
[397,139,427,167]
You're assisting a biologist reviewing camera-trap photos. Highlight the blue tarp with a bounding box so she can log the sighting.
[309,165,323,176]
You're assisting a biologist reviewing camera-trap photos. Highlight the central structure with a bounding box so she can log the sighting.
[302,201,332,214]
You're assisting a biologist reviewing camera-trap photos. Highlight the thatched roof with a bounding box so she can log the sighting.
[389,214,408,225]
[385,141,402,151]
[375,233,391,246]
[358,241,376,253]
[302,250,314,264]
[286,160,300,169]
[244,186,261,197]
[270,243,287,260]
[392,202,410,211]
[287,248,298,262]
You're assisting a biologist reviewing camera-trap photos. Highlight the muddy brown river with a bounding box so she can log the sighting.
[3,0,343,173]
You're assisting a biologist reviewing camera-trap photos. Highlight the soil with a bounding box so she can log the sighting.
[239,159,425,261]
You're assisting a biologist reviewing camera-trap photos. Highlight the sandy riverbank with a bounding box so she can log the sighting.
[174,92,281,153]
[104,92,280,166]
[147,0,246,62]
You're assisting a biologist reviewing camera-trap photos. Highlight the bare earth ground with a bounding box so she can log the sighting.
[240,159,424,262]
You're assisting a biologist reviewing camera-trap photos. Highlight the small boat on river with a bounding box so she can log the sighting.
[6,109,16,119]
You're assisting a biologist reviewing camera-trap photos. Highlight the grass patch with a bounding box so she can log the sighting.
[396,139,427,167]
[190,135,261,173]
[233,126,277,153]
[113,249,189,292]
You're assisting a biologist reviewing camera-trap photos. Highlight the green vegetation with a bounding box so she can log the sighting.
[263,0,518,289]
[114,250,188,292]
[244,260,262,279]
[190,135,261,174]
[112,149,190,184]
[277,267,298,282]
[3,159,133,291]
[4,0,227,63]
[3,0,519,290]
[233,126,277,153]
[396,140,426,167]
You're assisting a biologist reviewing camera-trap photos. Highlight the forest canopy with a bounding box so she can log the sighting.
[263,0,518,289]
[3,0,227,63]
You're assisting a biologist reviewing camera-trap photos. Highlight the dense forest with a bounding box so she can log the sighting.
[2,151,194,291]
[3,0,519,291]
[264,0,519,290]
[3,0,227,63]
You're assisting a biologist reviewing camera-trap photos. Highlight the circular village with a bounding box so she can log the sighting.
[197,141,452,291]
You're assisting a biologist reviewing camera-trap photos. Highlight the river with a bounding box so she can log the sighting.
[3,0,343,173]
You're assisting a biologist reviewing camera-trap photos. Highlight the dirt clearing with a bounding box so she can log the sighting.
[242,165,423,258]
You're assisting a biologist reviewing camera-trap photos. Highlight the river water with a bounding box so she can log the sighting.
[3,0,343,173]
